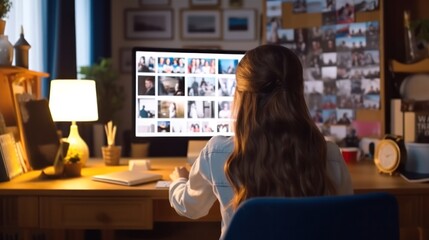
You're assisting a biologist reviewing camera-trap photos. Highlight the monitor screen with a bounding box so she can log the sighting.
[132,47,245,141]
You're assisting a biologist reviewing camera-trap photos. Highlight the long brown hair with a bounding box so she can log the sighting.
[225,45,335,209]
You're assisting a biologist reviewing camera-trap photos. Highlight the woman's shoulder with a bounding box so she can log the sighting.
[205,135,233,154]
[326,140,339,149]
[325,140,354,195]
[325,141,342,162]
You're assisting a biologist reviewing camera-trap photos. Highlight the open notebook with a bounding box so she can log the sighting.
[92,170,162,186]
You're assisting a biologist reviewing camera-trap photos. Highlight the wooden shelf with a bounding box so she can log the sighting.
[390,58,429,73]
[0,66,49,126]
[0,66,49,77]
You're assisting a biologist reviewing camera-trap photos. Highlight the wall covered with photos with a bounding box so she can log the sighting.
[263,0,384,141]
[111,0,263,145]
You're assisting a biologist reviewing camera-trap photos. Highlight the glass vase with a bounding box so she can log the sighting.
[0,35,13,66]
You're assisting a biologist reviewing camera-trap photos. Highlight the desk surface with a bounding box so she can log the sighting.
[1,158,429,240]
[0,158,429,196]
[0,158,187,197]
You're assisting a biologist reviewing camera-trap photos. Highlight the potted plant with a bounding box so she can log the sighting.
[411,19,429,56]
[63,151,82,177]
[79,58,125,124]
[0,0,12,34]
[80,58,125,157]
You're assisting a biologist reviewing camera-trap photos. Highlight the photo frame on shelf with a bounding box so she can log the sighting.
[190,0,220,8]
[181,10,221,40]
[223,9,256,40]
[124,9,173,39]
[228,0,243,8]
[119,48,132,74]
[140,0,170,6]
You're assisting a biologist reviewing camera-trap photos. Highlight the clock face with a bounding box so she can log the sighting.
[375,139,400,172]
[378,144,398,169]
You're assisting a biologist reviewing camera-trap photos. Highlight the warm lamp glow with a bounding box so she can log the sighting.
[49,80,98,166]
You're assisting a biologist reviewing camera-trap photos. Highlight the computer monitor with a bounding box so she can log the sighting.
[132,47,245,147]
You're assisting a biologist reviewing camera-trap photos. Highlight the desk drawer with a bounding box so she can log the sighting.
[0,196,39,228]
[39,197,153,229]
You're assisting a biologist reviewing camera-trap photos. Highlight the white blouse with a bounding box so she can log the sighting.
[169,136,354,239]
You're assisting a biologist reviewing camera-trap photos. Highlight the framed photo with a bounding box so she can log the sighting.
[190,0,220,8]
[223,9,256,40]
[229,0,243,7]
[119,48,132,73]
[124,9,173,39]
[181,10,221,39]
[140,0,170,6]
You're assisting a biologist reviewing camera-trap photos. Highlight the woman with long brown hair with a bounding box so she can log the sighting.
[169,45,353,239]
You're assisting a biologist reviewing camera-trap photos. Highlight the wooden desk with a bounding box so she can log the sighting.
[0,158,428,240]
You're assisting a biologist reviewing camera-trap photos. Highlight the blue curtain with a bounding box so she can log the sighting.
[41,0,78,149]
[42,0,77,97]
[90,0,111,63]
[42,0,111,95]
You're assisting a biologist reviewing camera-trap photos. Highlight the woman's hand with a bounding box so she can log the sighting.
[169,166,189,181]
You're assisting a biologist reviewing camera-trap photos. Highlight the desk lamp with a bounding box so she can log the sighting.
[49,79,98,166]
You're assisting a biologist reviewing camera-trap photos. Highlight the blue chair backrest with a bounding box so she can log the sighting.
[223,192,399,240]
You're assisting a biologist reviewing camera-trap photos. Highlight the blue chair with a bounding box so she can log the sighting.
[223,192,399,240]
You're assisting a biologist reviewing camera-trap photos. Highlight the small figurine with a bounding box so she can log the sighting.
[14,25,31,68]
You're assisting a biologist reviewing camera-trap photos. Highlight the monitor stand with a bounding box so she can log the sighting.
[187,140,208,165]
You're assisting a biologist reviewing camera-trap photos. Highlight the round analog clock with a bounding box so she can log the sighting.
[374,136,406,175]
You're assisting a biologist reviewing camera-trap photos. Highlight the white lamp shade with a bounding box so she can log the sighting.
[49,79,99,122]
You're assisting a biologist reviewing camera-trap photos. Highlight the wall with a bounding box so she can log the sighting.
[265,1,386,139]
[111,0,263,146]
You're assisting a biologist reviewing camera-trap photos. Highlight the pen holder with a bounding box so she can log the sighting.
[102,145,122,166]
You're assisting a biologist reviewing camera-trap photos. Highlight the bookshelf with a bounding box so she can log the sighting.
[0,67,49,126]
[390,58,429,143]
[391,58,429,73]
[0,67,49,171]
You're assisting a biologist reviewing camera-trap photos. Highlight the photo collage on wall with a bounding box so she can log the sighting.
[135,51,242,137]
[266,0,381,139]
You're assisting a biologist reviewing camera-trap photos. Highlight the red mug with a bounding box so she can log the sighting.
[340,147,360,163]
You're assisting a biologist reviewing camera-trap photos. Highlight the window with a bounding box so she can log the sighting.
[5,0,44,72]
[5,0,92,96]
